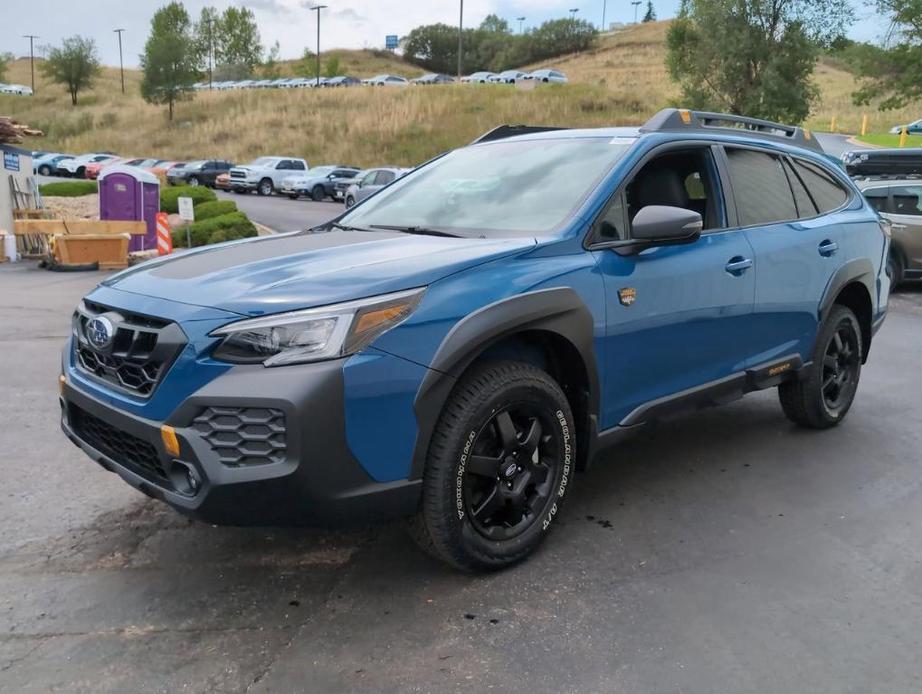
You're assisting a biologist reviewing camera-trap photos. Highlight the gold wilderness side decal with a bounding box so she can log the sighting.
[618,287,637,307]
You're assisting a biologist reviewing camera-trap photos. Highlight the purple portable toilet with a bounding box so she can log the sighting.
[98,165,160,253]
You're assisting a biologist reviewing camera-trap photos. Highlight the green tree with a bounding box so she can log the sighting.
[216,6,262,76]
[853,0,922,110]
[140,2,199,121]
[666,0,852,123]
[41,37,100,106]
[0,52,13,83]
[262,40,281,78]
[323,56,341,78]
[642,1,657,22]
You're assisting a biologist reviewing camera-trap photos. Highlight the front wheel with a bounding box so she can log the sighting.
[410,361,575,571]
[257,178,273,196]
[779,304,863,429]
[311,185,326,202]
[38,165,51,176]
[345,195,355,208]
[887,250,904,289]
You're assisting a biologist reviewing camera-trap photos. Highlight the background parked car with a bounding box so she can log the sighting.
[365,74,409,87]
[462,72,497,83]
[229,156,309,195]
[215,172,231,190]
[0,83,33,95]
[412,73,455,85]
[280,165,361,201]
[843,148,922,177]
[344,167,406,207]
[324,76,361,87]
[168,159,235,187]
[33,153,73,176]
[57,153,118,178]
[889,118,922,135]
[857,177,922,286]
[490,70,529,84]
[525,69,568,83]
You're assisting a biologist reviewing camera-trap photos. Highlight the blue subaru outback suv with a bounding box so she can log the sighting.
[61,109,890,570]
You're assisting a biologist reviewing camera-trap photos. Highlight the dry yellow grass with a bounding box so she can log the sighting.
[2,22,918,167]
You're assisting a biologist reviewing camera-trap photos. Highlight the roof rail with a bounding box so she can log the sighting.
[641,108,824,154]
[471,124,566,144]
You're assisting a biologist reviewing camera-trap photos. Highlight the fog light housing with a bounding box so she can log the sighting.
[169,461,202,496]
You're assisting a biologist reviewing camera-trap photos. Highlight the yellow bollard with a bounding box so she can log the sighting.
[830,115,837,132]
[860,114,868,137]
[900,126,908,148]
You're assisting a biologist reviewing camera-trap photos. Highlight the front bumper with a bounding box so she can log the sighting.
[61,358,421,526]
[229,179,257,190]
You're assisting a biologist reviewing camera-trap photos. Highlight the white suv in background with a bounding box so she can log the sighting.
[58,153,118,178]
[228,157,310,196]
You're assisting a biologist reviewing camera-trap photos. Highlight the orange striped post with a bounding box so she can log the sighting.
[156,212,173,255]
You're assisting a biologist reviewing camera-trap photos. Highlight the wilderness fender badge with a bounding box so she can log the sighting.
[618,287,637,307]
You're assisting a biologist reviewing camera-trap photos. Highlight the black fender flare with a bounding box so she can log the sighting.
[818,257,876,358]
[409,287,599,480]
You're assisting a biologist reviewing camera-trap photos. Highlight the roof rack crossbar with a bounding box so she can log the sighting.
[641,108,824,153]
[471,124,566,144]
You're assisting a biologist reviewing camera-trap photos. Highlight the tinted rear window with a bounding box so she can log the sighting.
[792,159,848,213]
[725,148,797,226]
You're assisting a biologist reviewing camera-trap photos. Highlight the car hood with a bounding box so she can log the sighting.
[103,230,535,316]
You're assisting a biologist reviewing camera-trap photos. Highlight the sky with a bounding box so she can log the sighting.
[3,0,891,68]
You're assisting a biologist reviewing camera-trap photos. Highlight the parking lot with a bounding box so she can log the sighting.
[1,259,920,693]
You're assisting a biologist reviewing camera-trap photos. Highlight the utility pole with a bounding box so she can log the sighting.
[310,5,327,87]
[457,0,464,81]
[206,14,214,90]
[113,29,125,94]
[517,16,526,34]
[631,0,642,22]
[601,0,607,31]
[569,8,579,18]
[23,35,38,93]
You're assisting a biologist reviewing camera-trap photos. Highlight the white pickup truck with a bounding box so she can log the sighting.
[228,156,310,196]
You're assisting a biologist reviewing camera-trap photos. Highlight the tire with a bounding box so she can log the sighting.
[233,188,247,194]
[76,167,86,179]
[779,304,863,429]
[345,195,355,208]
[887,250,904,289]
[188,175,200,187]
[311,185,325,202]
[410,360,575,571]
[257,178,273,196]
[38,165,51,176]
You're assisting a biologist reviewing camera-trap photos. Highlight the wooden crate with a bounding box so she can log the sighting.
[54,233,131,269]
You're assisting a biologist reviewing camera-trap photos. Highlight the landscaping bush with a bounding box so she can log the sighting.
[160,185,216,213]
[39,181,98,197]
[172,211,257,248]
[191,199,237,221]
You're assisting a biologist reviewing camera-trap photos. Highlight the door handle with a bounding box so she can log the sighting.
[890,223,907,230]
[725,257,753,276]
[818,240,838,257]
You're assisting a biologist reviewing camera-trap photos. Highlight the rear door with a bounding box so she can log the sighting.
[727,146,851,366]
[885,184,922,274]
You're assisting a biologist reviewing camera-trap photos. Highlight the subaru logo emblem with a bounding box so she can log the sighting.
[87,316,114,349]
[504,461,518,478]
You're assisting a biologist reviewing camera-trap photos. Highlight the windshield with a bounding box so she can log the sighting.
[340,138,632,235]
[308,166,335,177]
[247,157,276,167]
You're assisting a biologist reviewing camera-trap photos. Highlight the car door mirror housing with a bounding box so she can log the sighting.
[631,205,703,243]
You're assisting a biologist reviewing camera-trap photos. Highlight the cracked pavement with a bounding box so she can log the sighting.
[1,263,921,693]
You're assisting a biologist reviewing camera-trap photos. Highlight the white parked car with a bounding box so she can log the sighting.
[525,69,568,84]
[58,153,118,178]
[366,74,409,87]
[229,156,310,196]
[0,83,33,95]
[489,70,529,84]
[462,72,497,84]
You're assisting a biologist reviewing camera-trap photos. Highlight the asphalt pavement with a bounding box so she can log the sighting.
[1,260,921,693]
[215,190,343,233]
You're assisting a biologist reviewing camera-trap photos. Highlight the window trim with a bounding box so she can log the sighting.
[718,143,854,231]
[584,140,732,250]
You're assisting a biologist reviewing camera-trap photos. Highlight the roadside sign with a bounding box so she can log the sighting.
[385,34,399,50]
[3,151,20,172]
[177,196,195,222]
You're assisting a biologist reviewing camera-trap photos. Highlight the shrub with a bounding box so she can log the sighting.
[172,211,257,248]
[39,181,98,197]
[160,185,216,213]
[192,199,237,221]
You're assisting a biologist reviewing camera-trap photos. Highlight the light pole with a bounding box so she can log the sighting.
[23,35,38,93]
[516,16,526,34]
[310,5,327,87]
[457,0,464,81]
[113,29,125,94]
[601,0,607,30]
[568,8,579,18]
[631,0,642,22]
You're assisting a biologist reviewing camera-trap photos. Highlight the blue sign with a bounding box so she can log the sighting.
[385,34,399,50]
[3,151,19,172]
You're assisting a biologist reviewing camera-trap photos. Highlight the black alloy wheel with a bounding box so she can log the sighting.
[463,405,559,541]
[820,320,861,417]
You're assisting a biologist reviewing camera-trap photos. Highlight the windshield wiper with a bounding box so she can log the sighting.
[329,221,373,232]
[369,224,462,238]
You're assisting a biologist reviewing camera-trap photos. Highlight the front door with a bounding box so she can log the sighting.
[592,145,757,428]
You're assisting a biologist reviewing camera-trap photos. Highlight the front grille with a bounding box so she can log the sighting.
[192,407,286,467]
[73,301,186,397]
[229,170,246,180]
[71,405,169,483]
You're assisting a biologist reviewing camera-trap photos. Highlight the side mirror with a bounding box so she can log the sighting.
[631,205,702,244]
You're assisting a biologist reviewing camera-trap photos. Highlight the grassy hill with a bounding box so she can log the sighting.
[2,22,918,167]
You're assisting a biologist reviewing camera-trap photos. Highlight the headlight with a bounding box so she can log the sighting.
[210,287,425,366]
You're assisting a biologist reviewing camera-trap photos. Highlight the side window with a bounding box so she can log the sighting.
[890,186,922,216]
[862,187,890,214]
[203,160,216,169]
[594,192,627,240]
[276,160,290,170]
[791,159,848,212]
[361,171,378,186]
[782,159,818,218]
[290,160,306,171]
[724,148,797,226]
[376,171,396,185]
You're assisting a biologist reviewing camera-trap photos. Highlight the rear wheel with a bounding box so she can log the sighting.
[887,250,905,289]
[311,185,326,202]
[779,304,862,429]
[410,361,574,571]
